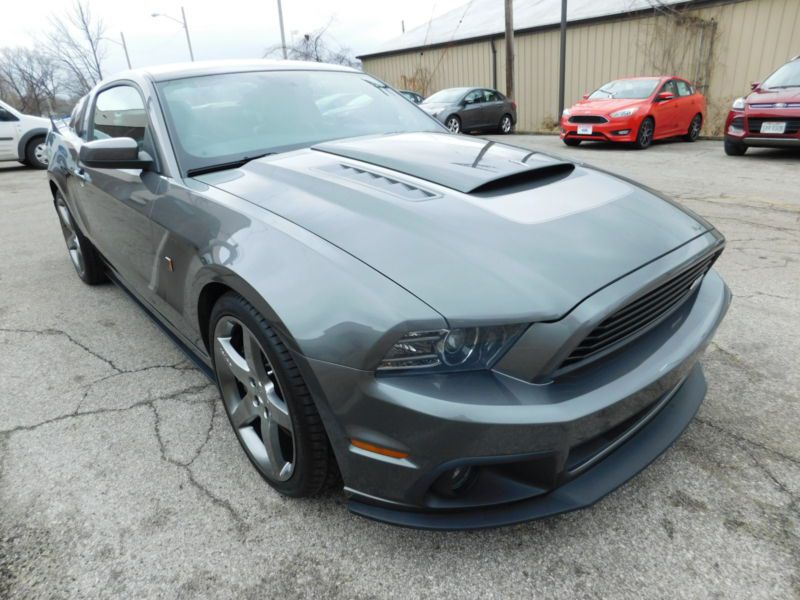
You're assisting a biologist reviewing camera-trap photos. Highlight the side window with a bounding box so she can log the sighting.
[660,80,678,96]
[91,85,150,149]
[0,107,19,122]
[676,80,692,97]
[484,90,500,102]
[464,90,483,104]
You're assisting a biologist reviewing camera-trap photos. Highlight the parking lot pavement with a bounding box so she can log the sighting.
[1,138,798,599]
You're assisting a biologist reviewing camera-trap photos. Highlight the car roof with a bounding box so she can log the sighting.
[113,59,359,83]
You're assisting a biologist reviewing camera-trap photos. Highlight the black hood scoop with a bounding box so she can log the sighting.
[313,132,574,194]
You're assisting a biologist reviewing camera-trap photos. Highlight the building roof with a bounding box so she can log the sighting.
[359,0,690,58]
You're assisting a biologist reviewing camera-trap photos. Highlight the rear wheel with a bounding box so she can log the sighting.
[498,114,513,134]
[634,117,655,149]
[724,139,748,156]
[210,292,337,497]
[563,138,581,147]
[54,192,105,284]
[684,114,702,142]
[445,115,461,133]
[25,136,48,169]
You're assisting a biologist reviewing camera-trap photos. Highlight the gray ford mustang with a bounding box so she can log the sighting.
[47,60,730,529]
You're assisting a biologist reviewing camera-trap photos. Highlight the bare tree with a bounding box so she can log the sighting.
[0,48,61,115]
[45,0,106,96]
[264,23,360,68]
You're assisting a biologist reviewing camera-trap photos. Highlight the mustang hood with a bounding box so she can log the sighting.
[197,132,711,323]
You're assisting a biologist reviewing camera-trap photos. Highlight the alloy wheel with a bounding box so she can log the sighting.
[55,195,84,276]
[689,116,702,140]
[638,119,654,147]
[501,116,512,133]
[214,316,295,482]
[446,117,460,133]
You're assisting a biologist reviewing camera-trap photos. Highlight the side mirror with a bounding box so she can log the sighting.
[582,92,590,100]
[750,81,760,91]
[79,137,152,170]
[655,91,675,102]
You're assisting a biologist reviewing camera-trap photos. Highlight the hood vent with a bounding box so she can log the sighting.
[470,163,575,196]
[322,163,437,202]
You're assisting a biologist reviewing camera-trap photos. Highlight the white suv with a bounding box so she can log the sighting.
[0,99,51,169]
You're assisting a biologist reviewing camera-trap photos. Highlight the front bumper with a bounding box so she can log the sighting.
[560,116,640,143]
[725,108,800,148]
[294,248,731,529]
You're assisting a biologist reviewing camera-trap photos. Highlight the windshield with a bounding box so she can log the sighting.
[589,79,660,100]
[761,60,800,89]
[423,88,468,104]
[157,70,444,174]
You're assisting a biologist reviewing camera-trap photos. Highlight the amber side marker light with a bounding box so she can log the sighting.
[351,439,409,459]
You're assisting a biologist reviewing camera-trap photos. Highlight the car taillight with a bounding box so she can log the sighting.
[511,101,517,110]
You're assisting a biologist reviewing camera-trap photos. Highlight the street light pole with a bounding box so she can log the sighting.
[276,0,287,59]
[152,7,194,62]
[181,6,195,62]
[119,32,132,69]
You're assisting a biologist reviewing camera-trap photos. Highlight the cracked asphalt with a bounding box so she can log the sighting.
[1,137,799,599]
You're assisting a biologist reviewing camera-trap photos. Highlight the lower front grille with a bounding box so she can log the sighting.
[747,117,800,135]
[560,251,720,369]
[569,115,608,124]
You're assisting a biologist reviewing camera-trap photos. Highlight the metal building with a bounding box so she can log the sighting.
[359,0,800,134]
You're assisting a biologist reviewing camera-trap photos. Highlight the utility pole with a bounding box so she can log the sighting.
[277,0,288,59]
[120,32,132,69]
[181,6,195,61]
[504,0,514,100]
[558,0,568,120]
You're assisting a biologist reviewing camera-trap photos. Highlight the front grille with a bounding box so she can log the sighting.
[747,117,800,135]
[560,252,719,369]
[569,115,608,124]
[750,102,800,109]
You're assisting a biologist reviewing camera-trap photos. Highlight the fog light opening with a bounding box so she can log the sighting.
[432,465,477,497]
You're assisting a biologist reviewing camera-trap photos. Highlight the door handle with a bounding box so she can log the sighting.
[71,167,91,184]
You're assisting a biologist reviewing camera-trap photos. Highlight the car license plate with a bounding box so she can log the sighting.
[760,121,786,134]
[577,125,593,135]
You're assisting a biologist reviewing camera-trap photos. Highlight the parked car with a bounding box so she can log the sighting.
[0,99,51,169]
[399,90,424,104]
[724,55,800,156]
[420,86,517,134]
[48,60,730,529]
[560,76,706,149]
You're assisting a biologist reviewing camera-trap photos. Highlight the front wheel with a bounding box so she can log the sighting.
[445,115,461,133]
[724,139,748,156]
[210,292,337,497]
[25,136,48,169]
[54,192,105,284]
[684,114,702,142]
[634,117,655,149]
[498,114,513,134]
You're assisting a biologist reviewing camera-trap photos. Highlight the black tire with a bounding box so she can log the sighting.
[684,114,702,142]
[634,117,655,149]
[724,139,748,156]
[25,136,48,169]
[445,115,461,133]
[563,138,582,147]
[210,292,337,497]
[498,114,513,134]
[53,192,106,285]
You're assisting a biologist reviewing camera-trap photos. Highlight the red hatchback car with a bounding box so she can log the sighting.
[561,76,706,149]
[724,55,800,156]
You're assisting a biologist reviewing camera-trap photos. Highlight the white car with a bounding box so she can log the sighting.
[0,99,51,169]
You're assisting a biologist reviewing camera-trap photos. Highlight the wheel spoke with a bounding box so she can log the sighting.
[229,392,259,428]
[216,335,251,384]
[242,330,262,376]
[264,382,292,430]
[262,417,288,478]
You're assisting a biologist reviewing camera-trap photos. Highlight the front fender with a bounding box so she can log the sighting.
[17,127,48,160]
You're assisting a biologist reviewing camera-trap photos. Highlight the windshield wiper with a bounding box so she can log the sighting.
[596,87,615,98]
[187,153,274,177]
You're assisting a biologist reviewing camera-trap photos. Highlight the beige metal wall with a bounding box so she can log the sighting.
[362,0,800,134]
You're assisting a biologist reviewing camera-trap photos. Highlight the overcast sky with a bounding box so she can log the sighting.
[1,0,466,75]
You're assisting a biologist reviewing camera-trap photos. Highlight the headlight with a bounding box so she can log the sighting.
[732,97,746,110]
[377,325,527,373]
[610,107,639,118]
[562,108,571,116]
